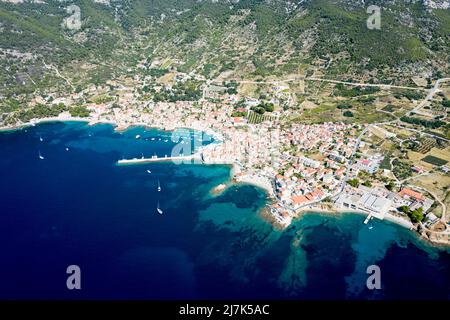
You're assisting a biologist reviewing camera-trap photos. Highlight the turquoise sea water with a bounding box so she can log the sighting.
[0,121,448,299]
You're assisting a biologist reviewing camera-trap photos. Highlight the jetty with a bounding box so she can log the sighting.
[117,154,202,165]
[363,214,373,224]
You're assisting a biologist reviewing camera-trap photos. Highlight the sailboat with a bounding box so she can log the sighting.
[156,201,163,215]
[38,151,44,160]
[157,180,161,192]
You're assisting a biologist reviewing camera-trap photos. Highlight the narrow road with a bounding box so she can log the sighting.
[211,77,426,91]
[42,60,75,91]
[306,77,426,91]
[399,171,430,184]
[387,123,450,142]
[332,125,371,200]
[407,78,450,116]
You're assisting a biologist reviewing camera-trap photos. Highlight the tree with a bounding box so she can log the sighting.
[400,116,445,129]
[264,103,275,112]
[70,105,90,118]
[251,106,266,114]
[408,208,424,223]
[362,180,372,187]
[385,181,396,191]
[443,99,450,108]
[398,206,424,223]
[231,111,246,117]
[398,206,410,214]
[343,111,354,117]
[347,178,360,188]
[252,102,274,114]
[337,103,352,109]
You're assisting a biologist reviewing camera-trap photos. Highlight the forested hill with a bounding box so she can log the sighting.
[0,0,449,97]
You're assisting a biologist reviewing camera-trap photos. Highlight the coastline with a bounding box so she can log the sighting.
[295,205,414,230]
[1,114,448,247]
[0,114,118,132]
[0,115,96,132]
[291,204,450,248]
[0,114,223,141]
[233,174,275,198]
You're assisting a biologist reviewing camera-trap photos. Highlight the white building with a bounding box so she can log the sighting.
[336,190,392,219]
[298,156,321,169]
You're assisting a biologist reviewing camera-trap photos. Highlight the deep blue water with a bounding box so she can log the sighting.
[0,121,448,300]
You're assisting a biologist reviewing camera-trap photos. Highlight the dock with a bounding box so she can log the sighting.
[363,214,373,224]
[117,154,201,165]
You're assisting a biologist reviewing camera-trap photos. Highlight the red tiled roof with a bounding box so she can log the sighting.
[312,188,325,197]
[399,188,425,201]
[292,195,309,205]
[305,194,314,201]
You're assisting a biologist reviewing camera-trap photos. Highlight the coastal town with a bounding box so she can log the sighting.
[1,69,449,246]
[2,0,450,302]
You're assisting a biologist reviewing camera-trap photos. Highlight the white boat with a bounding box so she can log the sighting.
[136,135,141,139]
[146,170,151,174]
[38,151,44,160]
[151,138,155,141]
[157,201,163,215]
[164,139,168,143]
[39,135,43,142]
[158,138,162,141]
[157,180,161,192]
[65,147,69,151]
[368,226,374,230]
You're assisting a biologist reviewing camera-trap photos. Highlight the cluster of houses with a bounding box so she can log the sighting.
[268,123,362,222]
[27,70,440,229]
[355,154,384,174]
[282,123,357,156]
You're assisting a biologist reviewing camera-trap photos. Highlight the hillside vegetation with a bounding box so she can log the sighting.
[0,0,448,98]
